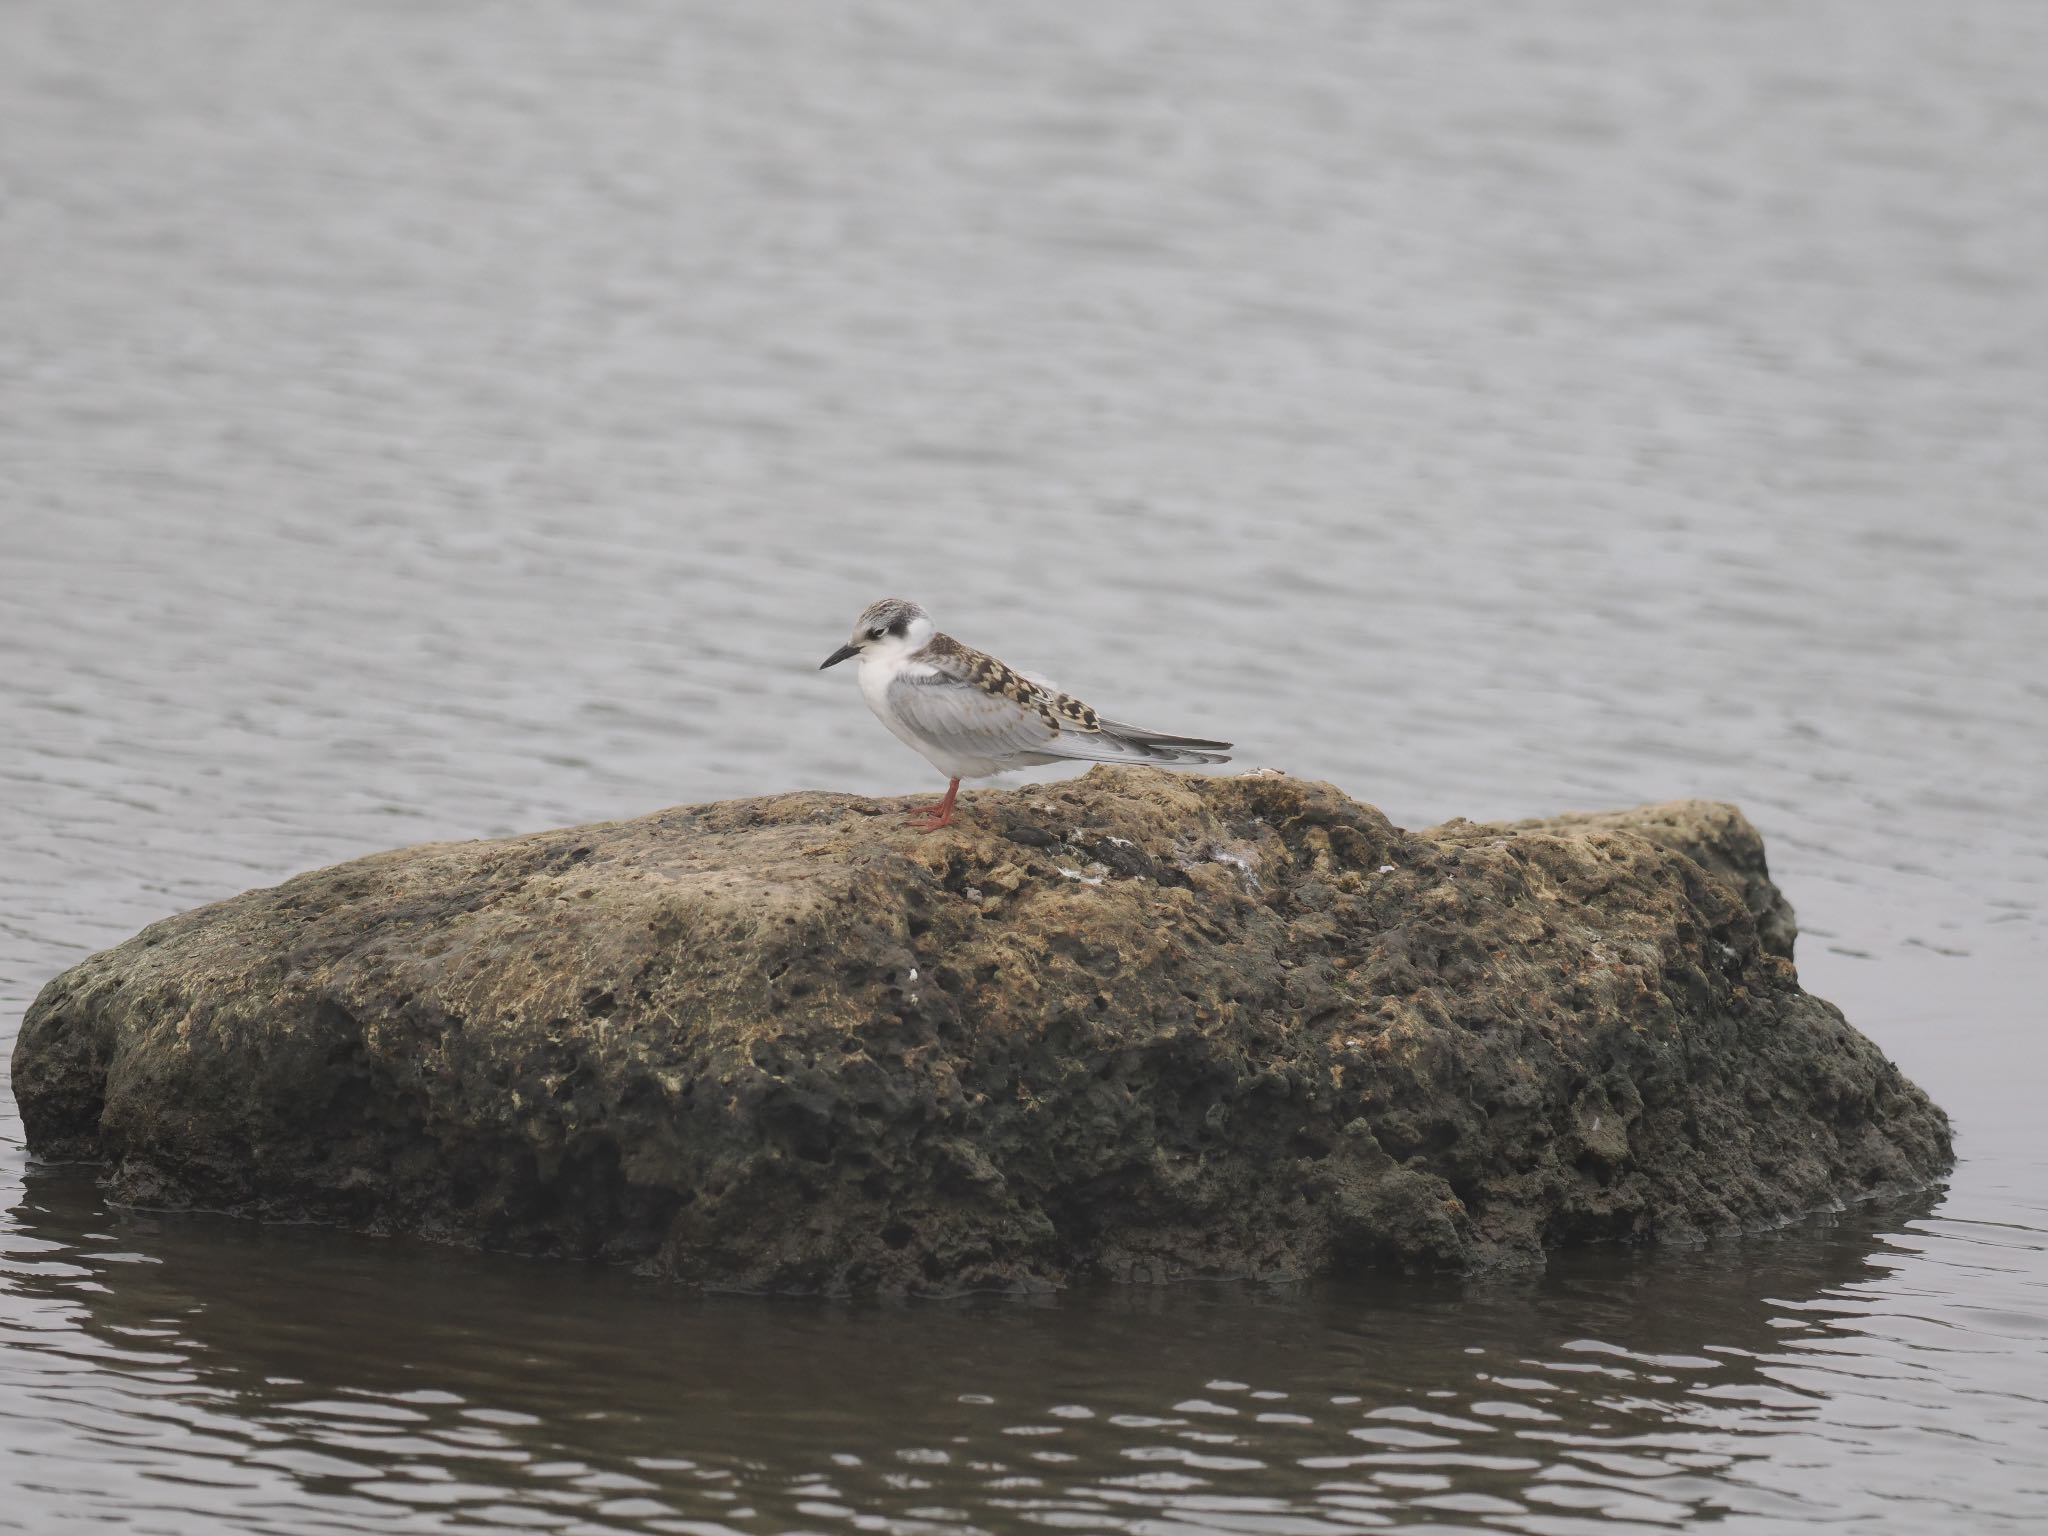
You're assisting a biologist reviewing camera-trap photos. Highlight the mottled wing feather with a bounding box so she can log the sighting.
[896,634,1230,767]
[886,669,1066,760]
[917,635,1101,734]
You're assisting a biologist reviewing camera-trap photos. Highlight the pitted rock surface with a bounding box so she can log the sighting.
[12,770,1951,1293]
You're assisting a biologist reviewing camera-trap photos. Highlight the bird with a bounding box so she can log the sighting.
[819,597,1231,831]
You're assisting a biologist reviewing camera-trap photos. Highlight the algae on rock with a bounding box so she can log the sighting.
[12,769,1951,1293]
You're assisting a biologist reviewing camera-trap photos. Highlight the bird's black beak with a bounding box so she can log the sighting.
[819,643,861,670]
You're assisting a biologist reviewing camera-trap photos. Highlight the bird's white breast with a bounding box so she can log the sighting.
[858,651,942,756]
[855,650,1008,780]
[856,648,923,715]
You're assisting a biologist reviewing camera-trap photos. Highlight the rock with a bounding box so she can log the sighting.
[11,770,1951,1294]
[1516,800,1800,961]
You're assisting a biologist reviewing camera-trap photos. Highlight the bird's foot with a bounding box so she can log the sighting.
[906,778,962,833]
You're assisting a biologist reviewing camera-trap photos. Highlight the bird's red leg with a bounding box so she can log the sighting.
[908,779,960,831]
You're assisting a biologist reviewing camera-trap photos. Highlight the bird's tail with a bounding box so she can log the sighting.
[1089,720,1233,765]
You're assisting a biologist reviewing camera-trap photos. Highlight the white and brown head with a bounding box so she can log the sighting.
[819,597,935,670]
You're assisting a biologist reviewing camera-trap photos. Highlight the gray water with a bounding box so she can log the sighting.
[3,1,2045,1530]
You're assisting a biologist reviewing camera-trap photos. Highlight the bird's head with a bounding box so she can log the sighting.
[819,597,934,669]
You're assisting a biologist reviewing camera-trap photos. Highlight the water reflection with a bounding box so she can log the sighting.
[14,1169,2038,1533]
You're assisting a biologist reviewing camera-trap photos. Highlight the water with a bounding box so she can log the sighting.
[2,0,2044,1530]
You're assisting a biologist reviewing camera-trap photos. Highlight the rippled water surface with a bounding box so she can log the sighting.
[3,1,2045,1530]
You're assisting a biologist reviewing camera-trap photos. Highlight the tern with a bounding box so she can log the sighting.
[820,597,1231,830]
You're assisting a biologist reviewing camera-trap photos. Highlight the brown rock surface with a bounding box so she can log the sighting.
[11,770,1951,1293]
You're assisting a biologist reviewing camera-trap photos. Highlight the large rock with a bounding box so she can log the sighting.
[11,770,1950,1293]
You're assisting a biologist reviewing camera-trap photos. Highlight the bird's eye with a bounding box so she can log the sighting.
[867,627,885,640]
